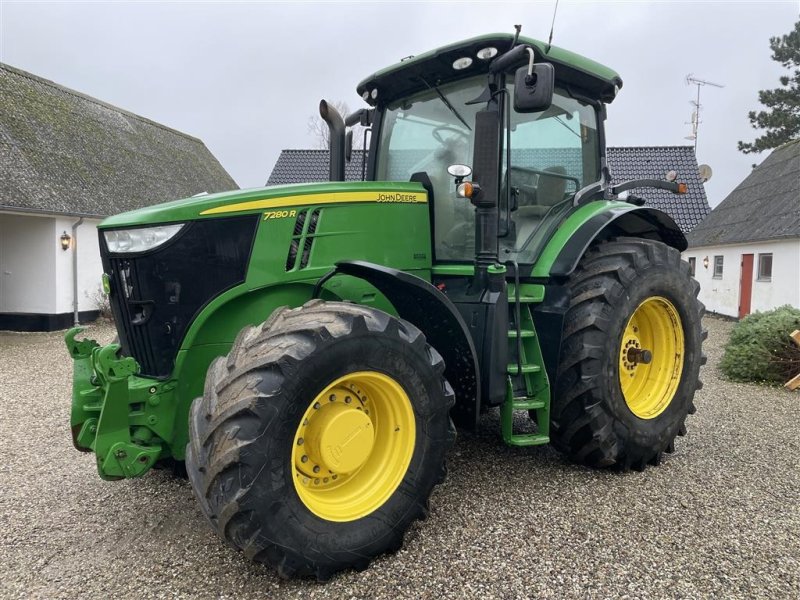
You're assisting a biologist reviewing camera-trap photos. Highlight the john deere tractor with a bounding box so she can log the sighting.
[66,31,705,579]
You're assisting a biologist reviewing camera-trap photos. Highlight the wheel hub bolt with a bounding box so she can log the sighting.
[627,348,653,365]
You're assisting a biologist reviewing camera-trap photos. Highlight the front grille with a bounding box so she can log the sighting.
[102,215,258,377]
[285,208,321,271]
[300,209,321,268]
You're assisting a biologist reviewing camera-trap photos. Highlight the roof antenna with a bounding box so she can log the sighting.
[546,0,559,51]
[684,74,724,153]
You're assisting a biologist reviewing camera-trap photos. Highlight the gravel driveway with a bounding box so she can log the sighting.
[1,317,798,599]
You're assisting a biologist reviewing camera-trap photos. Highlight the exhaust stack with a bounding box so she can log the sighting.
[319,99,345,182]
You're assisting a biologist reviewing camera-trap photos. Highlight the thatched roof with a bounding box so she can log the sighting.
[0,63,237,218]
[686,139,800,247]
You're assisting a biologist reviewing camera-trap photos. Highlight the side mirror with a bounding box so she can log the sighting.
[514,63,554,113]
[447,164,472,185]
[345,130,353,162]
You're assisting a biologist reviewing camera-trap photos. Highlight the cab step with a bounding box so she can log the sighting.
[507,328,535,338]
[504,433,550,447]
[503,283,550,448]
[510,397,546,410]
[508,295,540,304]
[507,364,540,375]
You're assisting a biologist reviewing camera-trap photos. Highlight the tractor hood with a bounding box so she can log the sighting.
[99,181,428,229]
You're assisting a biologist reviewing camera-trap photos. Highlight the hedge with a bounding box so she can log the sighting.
[719,305,800,384]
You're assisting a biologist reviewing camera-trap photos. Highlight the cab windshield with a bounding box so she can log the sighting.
[376,76,600,262]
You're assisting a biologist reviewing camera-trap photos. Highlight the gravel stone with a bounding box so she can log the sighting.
[0,317,798,599]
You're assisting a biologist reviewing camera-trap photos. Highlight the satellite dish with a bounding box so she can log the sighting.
[698,164,713,182]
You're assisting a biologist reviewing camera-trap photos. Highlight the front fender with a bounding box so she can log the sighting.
[319,260,481,430]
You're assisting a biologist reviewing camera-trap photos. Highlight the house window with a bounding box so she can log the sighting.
[687,257,696,277]
[757,253,773,281]
[713,256,724,279]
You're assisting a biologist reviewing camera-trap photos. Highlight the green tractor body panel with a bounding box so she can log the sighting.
[99,181,431,228]
[69,181,442,474]
[530,201,687,278]
[65,32,688,478]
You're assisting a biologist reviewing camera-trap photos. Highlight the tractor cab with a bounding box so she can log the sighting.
[353,33,619,267]
[373,76,599,263]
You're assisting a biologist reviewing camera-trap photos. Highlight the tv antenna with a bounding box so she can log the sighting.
[684,74,724,152]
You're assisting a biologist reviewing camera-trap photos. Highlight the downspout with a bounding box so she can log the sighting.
[72,217,84,326]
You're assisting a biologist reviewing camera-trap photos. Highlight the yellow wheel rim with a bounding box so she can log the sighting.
[291,371,416,522]
[619,296,684,419]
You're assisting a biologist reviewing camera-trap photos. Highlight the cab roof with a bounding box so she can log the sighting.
[357,33,623,106]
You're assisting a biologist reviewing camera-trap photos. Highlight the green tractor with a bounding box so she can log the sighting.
[66,31,705,580]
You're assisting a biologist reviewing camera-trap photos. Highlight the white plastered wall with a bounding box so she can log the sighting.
[54,217,103,314]
[0,213,57,313]
[684,238,800,318]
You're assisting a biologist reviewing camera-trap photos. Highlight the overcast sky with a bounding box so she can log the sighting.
[2,1,798,206]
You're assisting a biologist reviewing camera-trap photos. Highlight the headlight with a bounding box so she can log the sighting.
[104,224,184,253]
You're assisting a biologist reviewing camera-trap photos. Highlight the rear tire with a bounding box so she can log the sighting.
[551,237,705,470]
[185,300,455,580]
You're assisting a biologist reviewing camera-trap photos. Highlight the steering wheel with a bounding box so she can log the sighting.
[510,166,581,191]
[432,126,469,145]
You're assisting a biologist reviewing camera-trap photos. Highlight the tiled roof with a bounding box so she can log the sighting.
[685,139,800,247]
[0,63,237,218]
[268,149,368,186]
[267,145,711,233]
[606,146,710,233]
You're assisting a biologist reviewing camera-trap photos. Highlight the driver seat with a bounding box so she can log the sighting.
[516,165,568,219]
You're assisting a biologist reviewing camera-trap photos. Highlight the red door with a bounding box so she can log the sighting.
[739,254,754,319]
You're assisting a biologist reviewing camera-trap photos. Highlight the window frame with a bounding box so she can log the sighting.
[712,255,724,279]
[371,77,606,267]
[757,252,773,282]
[687,256,696,277]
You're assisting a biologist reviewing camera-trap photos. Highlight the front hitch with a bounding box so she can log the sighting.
[64,327,174,480]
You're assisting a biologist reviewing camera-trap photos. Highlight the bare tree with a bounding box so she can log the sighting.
[307,100,366,150]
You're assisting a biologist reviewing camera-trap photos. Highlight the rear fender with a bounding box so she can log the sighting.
[534,204,687,279]
[318,260,481,430]
[529,204,686,385]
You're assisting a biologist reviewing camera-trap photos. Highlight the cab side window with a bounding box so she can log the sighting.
[500,88,599,261]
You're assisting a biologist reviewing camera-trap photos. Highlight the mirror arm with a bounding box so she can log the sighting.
[345,108,373,127]
[489,44,530,74]
[612,179,687,195]
[574,178,687,207]
[345,130,353,163]
[573,180,605,206]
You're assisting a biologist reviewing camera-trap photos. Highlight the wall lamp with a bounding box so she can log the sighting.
[703,256,709,270]
[60,231,72,251]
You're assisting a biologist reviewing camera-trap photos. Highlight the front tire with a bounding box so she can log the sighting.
[185,300,454,580]
[551,237,706,470]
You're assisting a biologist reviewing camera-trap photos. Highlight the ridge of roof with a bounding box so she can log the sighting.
[0,62,205,145]
[685,139,800,247]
